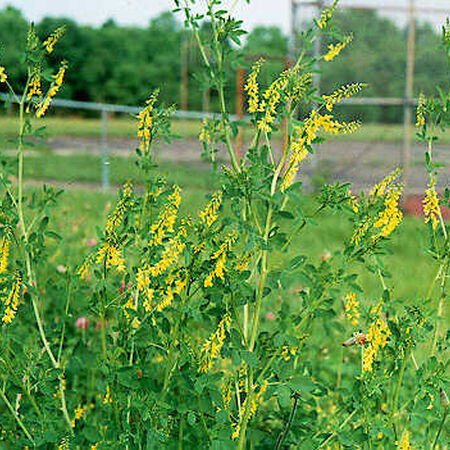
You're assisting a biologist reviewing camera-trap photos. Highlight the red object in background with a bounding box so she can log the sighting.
[402,195,450,220]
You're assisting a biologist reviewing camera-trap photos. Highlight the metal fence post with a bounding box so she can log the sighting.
[101,109,109,189]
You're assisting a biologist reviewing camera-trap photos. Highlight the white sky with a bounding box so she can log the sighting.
[0,1,448,33]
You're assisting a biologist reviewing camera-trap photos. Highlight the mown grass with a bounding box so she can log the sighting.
[1,115,449,144]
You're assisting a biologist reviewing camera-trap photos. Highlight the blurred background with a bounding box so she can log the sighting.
[0,0,448,196]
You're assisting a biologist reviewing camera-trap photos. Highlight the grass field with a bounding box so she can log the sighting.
[1,114,450,144]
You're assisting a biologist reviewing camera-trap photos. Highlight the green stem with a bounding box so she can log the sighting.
[391,347,411,437]
[432,406,448,449]
[0,386,35,445]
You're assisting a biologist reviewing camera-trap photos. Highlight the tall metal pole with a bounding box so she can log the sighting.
[101,109,109,190]
[402,0,415,192]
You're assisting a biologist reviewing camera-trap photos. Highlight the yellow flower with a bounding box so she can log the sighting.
[105,183,133,234]
[149,186,182,246]
[0,236,11,274]
[244,59,264,114]
[363,317,391,372]
[423,179,440,230]
[137,92,158,154]
[36,60,68,118]
[397,430,412,449]
[344,292,360,326]
[103,385,113,404]
[316,0,338,29]
[370,168,402,197]
[281,345,299,361]
[204,232,237,287]
[322,83,367,112]
[373,186,403,238]
[199,191,222,227]
[26,71,42,101]
[324,35,352,62]
[95,242,126,272]
[199,313,232,372]
[0,66,7,83]
[416,93,426,127]
[2,275,23,324]
[42,25,66,53]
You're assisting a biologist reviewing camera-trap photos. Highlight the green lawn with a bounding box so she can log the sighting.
[0,115,449,144]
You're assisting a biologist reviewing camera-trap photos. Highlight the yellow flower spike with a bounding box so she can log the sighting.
[149,185,182,246]
[204,232,237,287]
[105,183,133,235]
[42,25,66,53]
[362,316,391,372]
[244,59,264,114]
[416,93,426,127]
[199,313,232,373]
[370,168,402,197]
[322,83,368,112]
[397,430,412,449]
[373,186,403,238]
[95,243,126,273]
[199,191,222,227]
[423,179,440,230]
[36,60,68,118]
[324,35,353,62]
[344,292,360,326]
[137,92,158,154]
[103,385,113,404]
[316,0,338,29]
[2,275,23,324]
[0,66,7,83]
[0,237,11,274]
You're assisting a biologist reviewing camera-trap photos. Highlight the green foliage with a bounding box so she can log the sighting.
[0,3,448,450]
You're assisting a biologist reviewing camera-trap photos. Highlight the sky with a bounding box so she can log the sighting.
[0,0,448,34]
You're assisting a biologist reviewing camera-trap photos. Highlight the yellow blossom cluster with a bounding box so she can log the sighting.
[122,296,140,328]
[324,35,352,62]
[1,275,23,324]
[95,242,126,272]
[416,93,426,127]
[397,430,412,449]
[244,59,264,114]
[204,232,237,287]
[257,74,287,132]
[103,385,113,404]
[232,380,268,440]
[347,189,359,213]
[71,404,87,428]
[57,439,69,450]
[42,26,66,53]
[199,191,222,227]
[363,317,391,372]
[423,179,440,230]
[26,71,42,104]
[36,61,68,118]
[105,183,133,234]
[0,236,10,274]
[149,186,182,246]
[0,66,7,83]
[344,292,360,326]
[282,111,359,191]
[351,220,369,246]
[322,83,367,111]
[281,345,298,361]
[156,272,187,312]
[199,313,232,373]
[199,118,212,145]
[316,0,338,29]
[137,92,158,153]
[373,185,403,239]
[370,168,403,197]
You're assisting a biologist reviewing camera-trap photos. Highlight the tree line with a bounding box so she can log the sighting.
[0,6,447,123]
